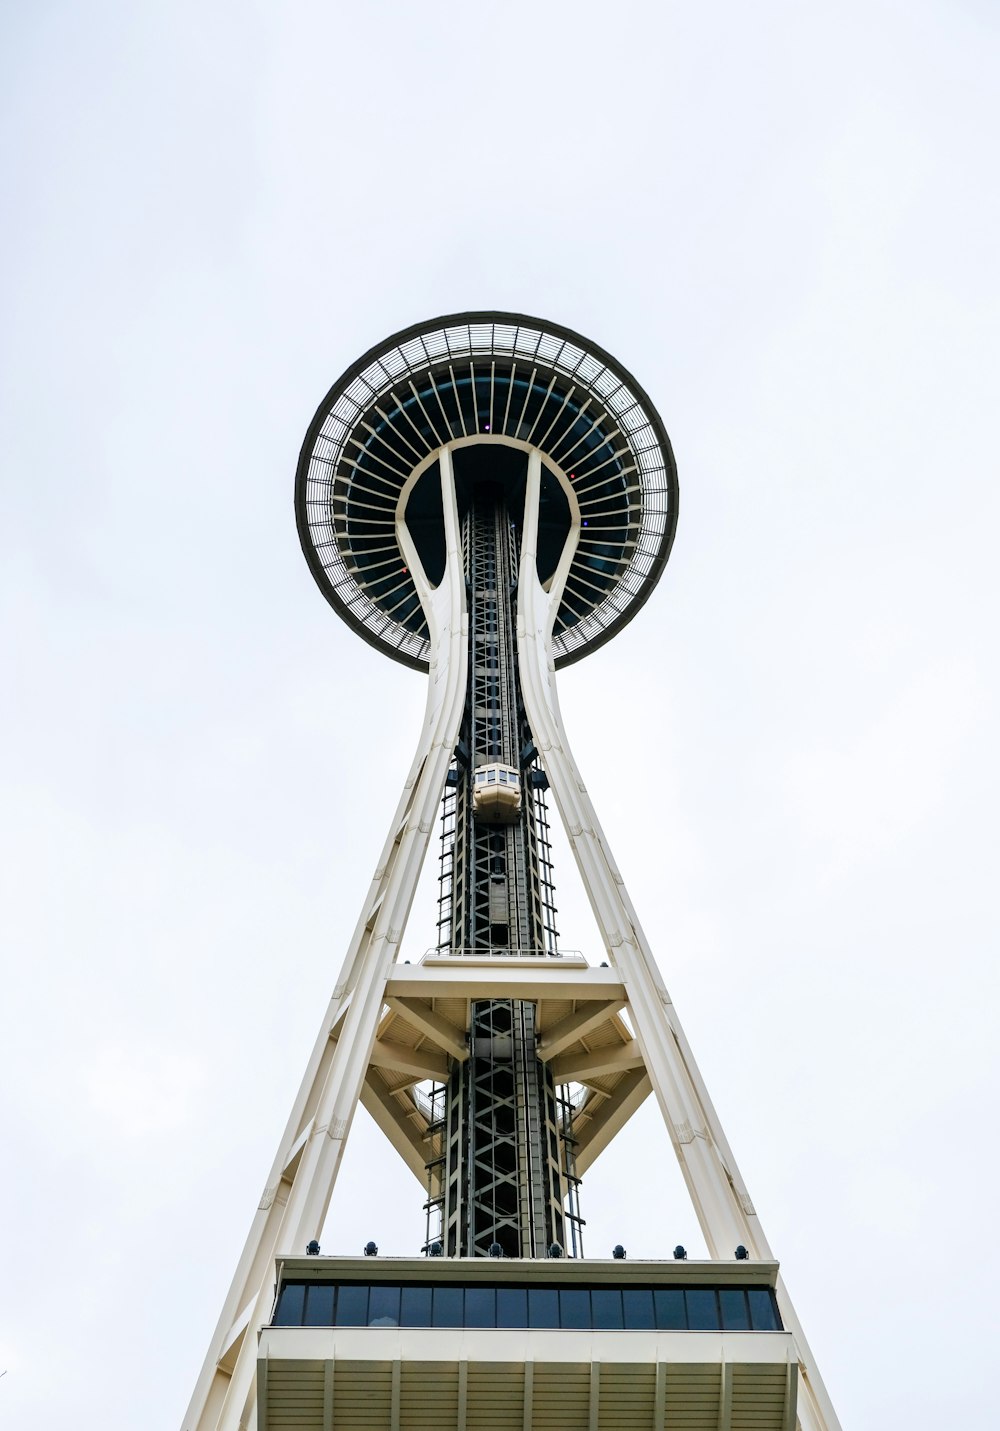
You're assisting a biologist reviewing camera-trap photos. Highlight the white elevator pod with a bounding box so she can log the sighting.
[473,763,522,823]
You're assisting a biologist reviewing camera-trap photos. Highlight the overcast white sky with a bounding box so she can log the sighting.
[2,2,998,1428]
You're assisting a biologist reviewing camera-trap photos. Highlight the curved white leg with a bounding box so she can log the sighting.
[182,449,468,1431]
[516,450,840,1431]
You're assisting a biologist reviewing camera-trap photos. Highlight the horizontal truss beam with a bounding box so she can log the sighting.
[549,1040,645,1085]
[359,1078,427,1187]
[536,999,626,1058]
[386,964,624,1003]
[384,996,468,1061]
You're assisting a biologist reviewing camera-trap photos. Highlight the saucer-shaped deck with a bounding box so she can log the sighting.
[295,313,678,670]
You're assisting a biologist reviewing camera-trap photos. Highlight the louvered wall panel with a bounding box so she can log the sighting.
[267,1364,325,1431]
[597,1364,656,1429]
[400,1360,458,1428]
[263,1352,792,1431]
[467,1362,525,1429]
[332,1359,392,1430]
[731,1364,790,1430]
[532,1364,590,1430]
[664,1365,722,1430]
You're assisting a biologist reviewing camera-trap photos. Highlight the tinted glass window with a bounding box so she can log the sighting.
[368,1285,401,1327]
[719,1290,749,1331]
[304,1284,334,1326]
[748,1289,780,1331]
[433,1285,464,1326]
[653,1288,686,1330]
[622,1289,655,1330]
[591,1289,624,1329]
[400,1285,433,1327]
[528,1287,559,1328]
[465,1286,496,1327]
[274,1283,305,1325]
[279,1278,780,1333]
[496,1287,528,1327]
[335,1285,369,1325]
[559,1289,590,1329]
[685,1289,719,1330]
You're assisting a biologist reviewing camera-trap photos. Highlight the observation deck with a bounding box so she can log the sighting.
[258,1256,798,1430]
[295,313,678,670]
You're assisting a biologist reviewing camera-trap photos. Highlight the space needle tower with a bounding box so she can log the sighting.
[183,314,840,1431]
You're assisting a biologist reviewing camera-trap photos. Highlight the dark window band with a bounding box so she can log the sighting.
[272,1281,782,1333]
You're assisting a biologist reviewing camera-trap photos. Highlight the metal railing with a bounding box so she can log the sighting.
[420,946,586,962]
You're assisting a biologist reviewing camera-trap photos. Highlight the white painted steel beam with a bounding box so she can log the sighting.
[368,1037,449,1082]
[322,1360,334,1431]
[182,449,468,1431]
[654,1361,666,1431]
[359,1077,427,1186]
[536,999,626,1058]
[718,1359,732,1431]
[515,449,841,1431]
[385,963,625,1002]
[548,1041,645,1085]
[384,996,469,1061]
[573,1069,652,1175]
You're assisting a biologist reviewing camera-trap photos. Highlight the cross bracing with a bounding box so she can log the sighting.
[425,480,576,1259]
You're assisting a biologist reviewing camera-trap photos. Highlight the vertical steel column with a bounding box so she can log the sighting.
[515,449,841,1431]
[182,453,469,1431]
[435,474,576,1258]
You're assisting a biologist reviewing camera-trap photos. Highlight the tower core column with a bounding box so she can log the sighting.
[432,475,573,1259]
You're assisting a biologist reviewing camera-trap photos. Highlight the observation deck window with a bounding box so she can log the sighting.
[272,1279,783,1334]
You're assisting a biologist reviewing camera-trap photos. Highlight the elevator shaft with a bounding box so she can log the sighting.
[431,481,578,1258]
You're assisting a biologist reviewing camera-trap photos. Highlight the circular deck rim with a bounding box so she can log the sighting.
[295,311,679,670]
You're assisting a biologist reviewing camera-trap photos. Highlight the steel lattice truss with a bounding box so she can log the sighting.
[425,493,573,1259]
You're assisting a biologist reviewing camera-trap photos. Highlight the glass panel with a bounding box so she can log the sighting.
[719,1289,750,1331]
[653,1288,686,1329]
[527,1287,559,1328]
[685,1289,720,1330]
[273,1283,305,1326]
[304,1284,334,1326]
[335,1284,369,1326]
[400,1284,433,1327]
[591,1289,624,1329]
[432,1285,464,1326]
[488,770,496,782]
[622,1288,655,1330]
[559,1289,591,1329]
[368,1285,401,1327]
[464,1285,496,1328]
[748,1288,781,1331]
[496,1286,528,1328]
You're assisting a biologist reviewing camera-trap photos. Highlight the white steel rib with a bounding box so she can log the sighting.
[182,452,468,1431]
[515,450,841,1431]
